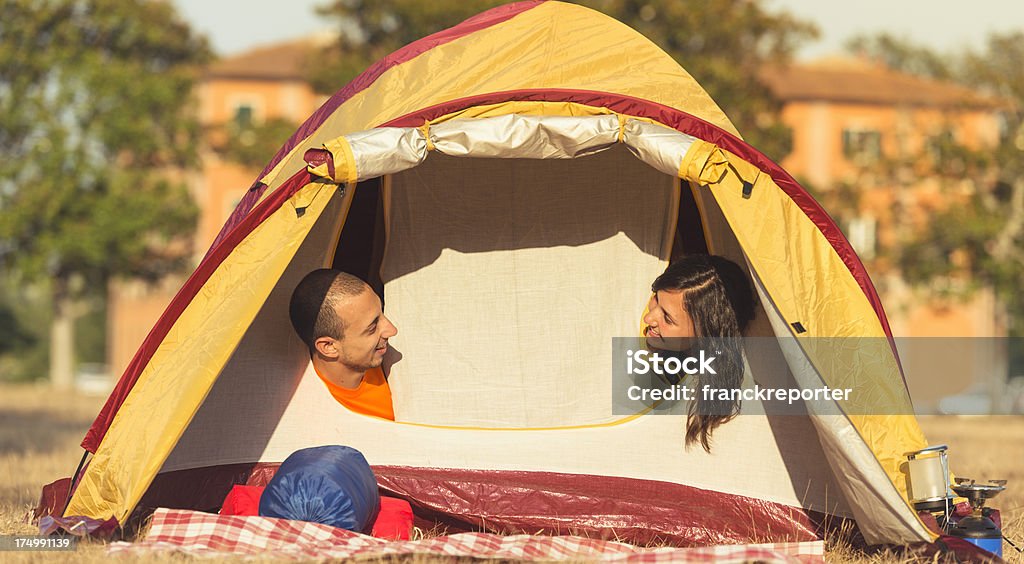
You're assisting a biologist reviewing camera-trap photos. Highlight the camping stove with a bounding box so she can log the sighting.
[949,478,1006,558]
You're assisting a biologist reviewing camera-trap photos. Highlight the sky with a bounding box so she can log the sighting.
[172,0,1024,60]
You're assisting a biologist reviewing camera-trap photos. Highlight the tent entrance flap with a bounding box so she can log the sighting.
[382,147,677,428]
[323,160,713,312]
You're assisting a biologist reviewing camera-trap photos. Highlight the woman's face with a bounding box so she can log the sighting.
[643,290,696,350]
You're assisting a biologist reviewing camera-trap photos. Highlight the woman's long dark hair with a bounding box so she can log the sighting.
[651,255,755,452]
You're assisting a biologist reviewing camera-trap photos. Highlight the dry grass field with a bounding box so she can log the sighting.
[1,382,1022,562]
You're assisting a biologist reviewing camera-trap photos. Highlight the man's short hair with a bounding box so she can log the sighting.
[289,269,369,352]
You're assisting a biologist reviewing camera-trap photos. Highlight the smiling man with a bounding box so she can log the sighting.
[289,269,398,420]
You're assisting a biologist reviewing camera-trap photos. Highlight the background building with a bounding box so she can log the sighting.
[762,57,1007,409]
[763,57,1004,336]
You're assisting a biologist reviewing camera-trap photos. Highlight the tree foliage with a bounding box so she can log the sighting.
[0,281,47,381]
[310,0,817,160]
[0,0,211,383]
[0,0,211,283]
[0,304,34,356]
[845,33,954,80]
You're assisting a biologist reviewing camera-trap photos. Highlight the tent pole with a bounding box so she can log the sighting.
[61,449,90,516]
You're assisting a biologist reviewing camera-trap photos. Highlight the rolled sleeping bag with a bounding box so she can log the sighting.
[259,445,380,532]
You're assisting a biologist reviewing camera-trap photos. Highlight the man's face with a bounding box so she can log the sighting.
[642,289,695,351]
[330,287,398,373]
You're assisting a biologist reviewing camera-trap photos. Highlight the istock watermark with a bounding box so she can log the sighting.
[625,349,718,377]
[610,337,1024,416]
[624,382,851,404]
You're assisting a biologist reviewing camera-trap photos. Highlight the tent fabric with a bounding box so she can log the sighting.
[64,0,937,549]
[67,111,928,543]
[68,179,347,520]
[308,114,694,183]
[754,276,930,543]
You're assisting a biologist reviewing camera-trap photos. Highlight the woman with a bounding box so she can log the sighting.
[642,255,756,452]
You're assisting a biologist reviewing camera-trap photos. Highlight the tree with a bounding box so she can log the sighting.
[845,33,954,81]
[0,276,47,382]
[0,303,34,356]
[311,0,817,161]
[959,33,1024,318]
[0,0,211,388]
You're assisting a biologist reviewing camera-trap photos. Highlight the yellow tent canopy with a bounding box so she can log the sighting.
[62,1,931,546]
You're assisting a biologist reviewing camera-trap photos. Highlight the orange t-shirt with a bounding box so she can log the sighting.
[315,365,395,421]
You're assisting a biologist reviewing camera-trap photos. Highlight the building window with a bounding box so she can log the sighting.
[227,94,264,130]
[842,129,882,164]
[233,104,254,129]
[926,129,957,163]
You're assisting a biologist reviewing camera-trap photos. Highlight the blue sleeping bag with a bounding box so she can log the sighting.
[258,445,380,532]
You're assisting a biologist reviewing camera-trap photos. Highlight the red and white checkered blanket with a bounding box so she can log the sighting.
[108,508,825,562]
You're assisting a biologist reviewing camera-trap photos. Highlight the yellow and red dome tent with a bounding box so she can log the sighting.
[61,0,934,546]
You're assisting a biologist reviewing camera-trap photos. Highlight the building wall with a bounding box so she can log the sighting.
[199,77,318,127]
[780,101,999,188]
